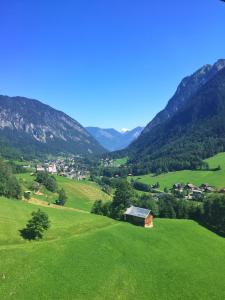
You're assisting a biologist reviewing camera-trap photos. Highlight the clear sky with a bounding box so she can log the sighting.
[0,0,225,130]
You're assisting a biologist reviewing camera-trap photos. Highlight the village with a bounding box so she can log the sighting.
[35,155,90,180]
[171,182,216,200]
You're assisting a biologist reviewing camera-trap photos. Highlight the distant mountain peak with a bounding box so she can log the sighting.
[86,126,144,151]
[120,128,129,133]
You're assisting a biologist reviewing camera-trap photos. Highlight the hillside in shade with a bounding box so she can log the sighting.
[126,59,225,173]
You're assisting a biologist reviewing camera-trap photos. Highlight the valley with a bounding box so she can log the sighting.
[0,7,225,298]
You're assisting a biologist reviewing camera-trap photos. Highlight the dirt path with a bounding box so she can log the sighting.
[26,198,89,214]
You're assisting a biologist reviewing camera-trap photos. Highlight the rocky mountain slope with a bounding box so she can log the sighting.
[126,59,225,174]
[144,59,225,133]
[86,126,143,151]
[0,96,105,158]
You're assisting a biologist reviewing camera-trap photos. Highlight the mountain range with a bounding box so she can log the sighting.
[1,59,225,169]
[0,96,105,158]
[126,59,225,174]
[86,127,143,151]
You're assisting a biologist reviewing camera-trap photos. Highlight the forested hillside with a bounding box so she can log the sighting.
[125,61,225,174]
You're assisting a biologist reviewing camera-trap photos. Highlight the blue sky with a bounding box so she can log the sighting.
[0,0,225,130]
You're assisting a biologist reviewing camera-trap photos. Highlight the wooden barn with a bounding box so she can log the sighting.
[124,206,153,228]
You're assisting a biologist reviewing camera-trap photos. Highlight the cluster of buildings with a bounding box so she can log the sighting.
[36,157,90,180]
[101,158,114,167]
[172,183,216,200]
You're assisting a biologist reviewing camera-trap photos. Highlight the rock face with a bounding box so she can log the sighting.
[86,126,143,151]
[143,59,225,133]
[0,95,105,157]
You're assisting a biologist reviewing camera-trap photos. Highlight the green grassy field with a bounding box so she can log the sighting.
[0,197,225,299]
[113,157,128,167]
[132,152,225,190]
[16,174,111,211]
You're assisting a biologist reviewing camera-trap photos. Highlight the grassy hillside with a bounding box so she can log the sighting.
[0,197,225,299]
[113,157,128,167]
[16,174,111,211]
[131,152,225,190]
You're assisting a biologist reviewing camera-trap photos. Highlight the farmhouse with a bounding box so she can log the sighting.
[124,206,153,228]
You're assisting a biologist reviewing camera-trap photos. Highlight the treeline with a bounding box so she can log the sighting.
[90,166,132,178]
[202,195,225,236]
[128,155,209,176]
[91,156,211,178]
[91,179,225,236]
[131,180,160,192]
[0,160,21,199]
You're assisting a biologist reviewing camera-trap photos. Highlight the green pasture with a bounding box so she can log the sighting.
[16,174,111,211]
[132,152,225,190]
[113,157,128,167]
[0,197,225,300]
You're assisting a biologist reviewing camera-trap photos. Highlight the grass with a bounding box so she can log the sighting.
[131,152,225,190]
[113,156,128,167]
[0,197,114,246]
[0,197,225,299]
[16,173,111,211]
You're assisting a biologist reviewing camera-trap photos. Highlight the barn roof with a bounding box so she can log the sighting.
[124,206,151,218]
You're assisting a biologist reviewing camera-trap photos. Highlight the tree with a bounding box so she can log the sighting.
[45,176,57,192]
[6,176,21,199]
[202,195,225,234]
[55,188,67,206]
[36,172,57,192]
[158,194,176,218]
[20,209,50,240]
[136,194,159,216]
[111,180,135,220]
[91,200,104,215]
[164,187,169,193]
[0,160,21,199]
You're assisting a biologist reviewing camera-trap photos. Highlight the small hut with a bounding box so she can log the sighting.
[124,206,153,228]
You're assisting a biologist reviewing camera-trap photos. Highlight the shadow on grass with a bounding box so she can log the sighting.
[198,222,225,238]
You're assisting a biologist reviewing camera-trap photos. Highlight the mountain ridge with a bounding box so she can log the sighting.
[143,59,225,134]
[0,95,105,158]
[125,59,225,174]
